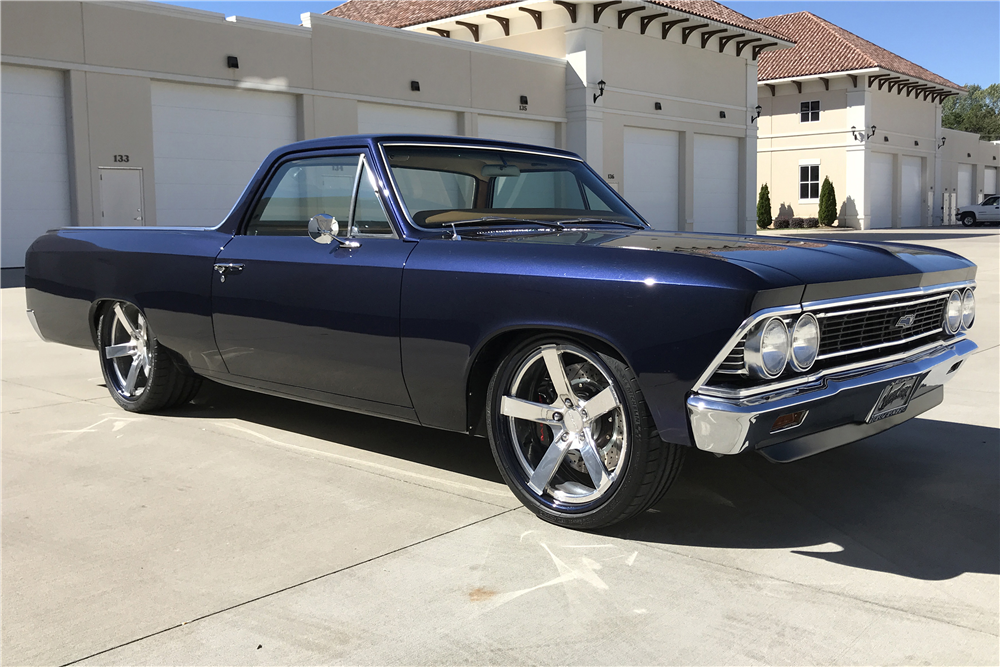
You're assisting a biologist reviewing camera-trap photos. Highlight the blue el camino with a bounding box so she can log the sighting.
[25,135,978,529]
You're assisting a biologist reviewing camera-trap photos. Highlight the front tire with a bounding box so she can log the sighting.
[960,213,976,227]
[97,302,202,412]
[486,338,684,530]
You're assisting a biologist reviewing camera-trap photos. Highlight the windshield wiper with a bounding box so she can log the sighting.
[554,217,646,229]
[446,216,565,230]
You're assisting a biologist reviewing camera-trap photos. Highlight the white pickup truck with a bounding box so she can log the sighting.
[958,195,1000,226]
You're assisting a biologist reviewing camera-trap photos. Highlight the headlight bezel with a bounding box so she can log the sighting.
[745,317,791,379]
[944,290,963,334]
[961,288,975,330]
[789,313,821,372]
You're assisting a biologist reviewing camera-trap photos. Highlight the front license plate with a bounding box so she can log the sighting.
[867,375,920,423]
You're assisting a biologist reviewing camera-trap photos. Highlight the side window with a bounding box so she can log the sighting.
[352,163,393,236]
[583,184,614,212]
[800,100,820,123]
[799,164,820,200]
[247,155,360,236]
[492,171,585,209]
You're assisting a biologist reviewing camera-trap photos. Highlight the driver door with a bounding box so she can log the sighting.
[211,150,415,408]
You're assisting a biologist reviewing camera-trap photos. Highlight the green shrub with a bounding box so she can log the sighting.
[790,217,804,228]
[774,218,790,229]
[804,217,819,228]
[756,183,773,229]
[818,177,837,226]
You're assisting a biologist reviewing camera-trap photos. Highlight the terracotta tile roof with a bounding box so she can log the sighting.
[755,12,960,89]
[325,0,792,41]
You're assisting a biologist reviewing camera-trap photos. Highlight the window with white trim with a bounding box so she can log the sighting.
[800,100,820,122]
[799,163,820,201]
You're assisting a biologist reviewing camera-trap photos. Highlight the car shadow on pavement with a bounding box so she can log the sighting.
[610,417,999,581]
[170,379,506,485]
[788,230,999,242]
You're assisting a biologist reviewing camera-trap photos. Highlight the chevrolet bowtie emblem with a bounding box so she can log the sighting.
[896,314,916,328]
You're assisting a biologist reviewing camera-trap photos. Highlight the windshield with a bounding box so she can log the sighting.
[382,145,646,229]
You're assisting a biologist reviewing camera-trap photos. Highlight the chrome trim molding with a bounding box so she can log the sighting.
[687,338,977,455]
[815,327,943,361]
[801,280,976,312]
[26,309,48,342]
[814,292,947,319]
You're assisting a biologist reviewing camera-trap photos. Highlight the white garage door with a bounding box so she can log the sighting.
[956,164,973,208]
[1,65,71,268]
[357,103,458,136]
[901,156,922,227]
[151,82,296,228]
[984,166,997,196]
[869,153,893,228]
[477,115,556,148]
[624,127,679,230]
[693,134,738,233]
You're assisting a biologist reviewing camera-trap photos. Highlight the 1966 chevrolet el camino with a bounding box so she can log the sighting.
[25,135,978,529]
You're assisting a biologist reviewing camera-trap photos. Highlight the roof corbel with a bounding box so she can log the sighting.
[519,6,542,30]
[617,6,644,29]
[868,73,890,88]
[662,18,688,39]
[427,27,450,38]
[766,84,775,96]
[879,76,901,91]
[681,23,709,45]
[455,21,479,41]
[849,75,858,88]
[819,77,829,90]
[752,42,777,60]
[593,1,621,24]
[717,32,744,54]
[700,28,727,49]
[485,14,509,36]
[793,80,802,93]
[639,12,668,35]
[735,37,761,57]
[553,1,577,23]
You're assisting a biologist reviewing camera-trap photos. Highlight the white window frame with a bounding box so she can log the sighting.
[800,100,820,123]
[798,159,821,203]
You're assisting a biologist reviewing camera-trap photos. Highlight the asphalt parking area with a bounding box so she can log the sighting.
[3,229,997,665]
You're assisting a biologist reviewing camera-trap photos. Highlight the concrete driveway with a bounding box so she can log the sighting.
[3,229,997,665]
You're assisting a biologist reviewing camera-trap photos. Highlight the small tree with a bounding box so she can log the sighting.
[818,177,837,227]
[757,183,773,229]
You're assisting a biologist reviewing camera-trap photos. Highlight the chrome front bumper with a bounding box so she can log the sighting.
[686,338,977,462]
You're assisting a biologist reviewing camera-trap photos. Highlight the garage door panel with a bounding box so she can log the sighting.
[357,103,458,135]
[624,127,679,230]
[985,167,997,196]
[152,82,296,228]
[901,156,921,227]
[693,134,738,233]
[1,65,71,268]
[478,115,556,147]
[957,164,973,208]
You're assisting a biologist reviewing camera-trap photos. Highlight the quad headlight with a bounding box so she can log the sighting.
[790,313,820,372]
[961,288,976,330]
[944,290,963,334]
[746,317,791,379]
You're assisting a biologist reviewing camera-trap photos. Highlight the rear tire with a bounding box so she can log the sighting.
[486,337,684,530]
[97,302,202,413]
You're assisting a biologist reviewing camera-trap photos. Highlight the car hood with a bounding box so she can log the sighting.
[472,228,976,301]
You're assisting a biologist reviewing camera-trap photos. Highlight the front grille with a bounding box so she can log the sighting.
[715,339,746,375]
[816,293,948,359]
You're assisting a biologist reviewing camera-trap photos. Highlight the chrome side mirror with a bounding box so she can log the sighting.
[308,214,360,248]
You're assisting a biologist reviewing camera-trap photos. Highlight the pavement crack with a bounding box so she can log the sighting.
[59,507,521,666]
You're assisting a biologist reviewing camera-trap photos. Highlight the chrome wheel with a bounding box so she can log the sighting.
[500,343,627,506]
[104,303,152,399]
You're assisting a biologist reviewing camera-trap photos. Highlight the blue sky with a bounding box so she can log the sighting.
[163,1,999,88]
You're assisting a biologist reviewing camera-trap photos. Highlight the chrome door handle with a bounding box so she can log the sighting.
[214,263,245,282]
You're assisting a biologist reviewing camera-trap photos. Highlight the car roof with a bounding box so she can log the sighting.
[272,134,581,159]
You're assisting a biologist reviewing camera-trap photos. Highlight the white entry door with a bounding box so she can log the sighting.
[624,127,679,230]
[693,134,738,233]
[1,65,71,268]
[151,82,296,228]
[957,164,973,208]
[99,168,144,226]
[357,102,458,136]
[900,156,922,227]
[869,153,893,228]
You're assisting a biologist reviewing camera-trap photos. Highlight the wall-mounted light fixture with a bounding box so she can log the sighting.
[593,79,606,103]
[750,104,762,123]
[884,136,889,142]
[227,56,239,69]
[938,137,947,148]
[719,111,726,119]
[654,102,662,110]
[519,95,528,105]
[851,125,876,142]
[914,140,919,146]
[967,153,972,158]
[410,81,420,91]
